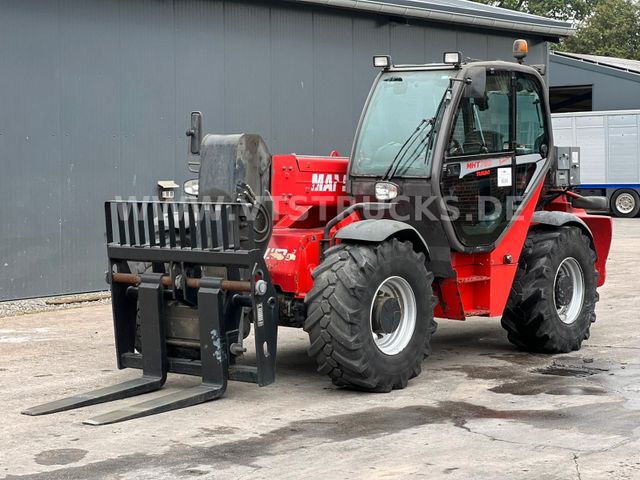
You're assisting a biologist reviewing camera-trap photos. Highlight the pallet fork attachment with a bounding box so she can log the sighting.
[23,200,278,425]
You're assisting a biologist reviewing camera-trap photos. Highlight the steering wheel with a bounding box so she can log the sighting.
[448,139,463,157]
[373,141,402,164]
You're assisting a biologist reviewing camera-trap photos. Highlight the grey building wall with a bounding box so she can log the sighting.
[550,54,640,111]
[0,0,549,301]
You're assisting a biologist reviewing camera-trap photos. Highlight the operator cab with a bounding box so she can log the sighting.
[348,41,552,254]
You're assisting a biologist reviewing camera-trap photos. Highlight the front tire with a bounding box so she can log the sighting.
[304,239,436,392]
[501,226,599,353]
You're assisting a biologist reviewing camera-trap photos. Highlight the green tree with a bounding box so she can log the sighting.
[561,0,640,60]
[476,0,640,60]
[474,0,598,22]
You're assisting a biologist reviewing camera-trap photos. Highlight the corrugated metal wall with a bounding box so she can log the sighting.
[0,0,548,300]
[553,112,640,184]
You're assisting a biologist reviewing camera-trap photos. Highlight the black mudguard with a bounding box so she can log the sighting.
[531,211,594,245]
[335,219,429,254]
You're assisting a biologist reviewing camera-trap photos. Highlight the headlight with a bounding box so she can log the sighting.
[183,179,199,197]
[375,182,399,201]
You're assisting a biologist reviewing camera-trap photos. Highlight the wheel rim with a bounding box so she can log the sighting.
[553,257,585,325]
[369,276,417,355]
[615,193,636,214]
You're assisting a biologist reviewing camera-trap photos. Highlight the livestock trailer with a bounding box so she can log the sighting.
[552,110,640,217]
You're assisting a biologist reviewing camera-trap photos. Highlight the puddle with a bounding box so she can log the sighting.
[443,357,610,382]
[34,449,87,466]
[536,361,610,378]
[490,379,607,396]
[10,400,640,480]
[546,386,608,396]
[444,358,614,398]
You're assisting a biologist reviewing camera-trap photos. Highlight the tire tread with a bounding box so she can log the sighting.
[305,239,436,391]
[501,226,599,353]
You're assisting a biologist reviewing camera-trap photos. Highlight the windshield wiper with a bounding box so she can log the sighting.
[393,127,435,177]
[383,86,452,181]
[382,118,433,181]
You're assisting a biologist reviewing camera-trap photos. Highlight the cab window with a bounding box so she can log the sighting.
[441,71,549,248]
[516,75,547,156]
[441,70,514,247]
[447,71,512,158]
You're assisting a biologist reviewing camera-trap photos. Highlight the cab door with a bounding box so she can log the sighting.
[440,69,549,249]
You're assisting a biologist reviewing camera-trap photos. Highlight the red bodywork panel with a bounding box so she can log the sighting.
[266,154,349,298]
[540,191,612,287]
[434,181,545,320]
[265,155,612,319]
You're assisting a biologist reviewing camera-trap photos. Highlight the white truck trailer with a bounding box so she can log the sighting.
[552,110,640,217]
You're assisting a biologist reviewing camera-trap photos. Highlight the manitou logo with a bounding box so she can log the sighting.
[311,173,345,192]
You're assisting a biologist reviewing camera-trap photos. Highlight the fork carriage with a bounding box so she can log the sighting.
[23,200,278,425]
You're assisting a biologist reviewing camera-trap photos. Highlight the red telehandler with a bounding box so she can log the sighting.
[24,42,612,424]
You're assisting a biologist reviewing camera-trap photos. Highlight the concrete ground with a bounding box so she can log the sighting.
[1,219,639,480]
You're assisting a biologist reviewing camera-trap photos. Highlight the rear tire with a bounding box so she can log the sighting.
[501,226,599,353]
[611,189,640,218]
[304,239,436,392]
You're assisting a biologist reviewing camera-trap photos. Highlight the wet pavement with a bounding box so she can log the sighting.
[1,218,639,479]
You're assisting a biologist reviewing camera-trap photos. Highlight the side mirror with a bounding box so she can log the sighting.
[463,67,486,99]
[186,111,202,155]
[540,144,549,158]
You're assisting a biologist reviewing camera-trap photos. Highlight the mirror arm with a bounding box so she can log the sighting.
[187,111,203,156]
